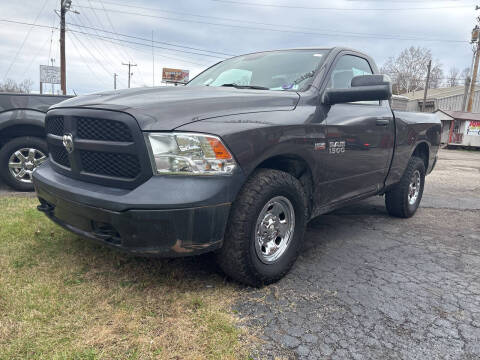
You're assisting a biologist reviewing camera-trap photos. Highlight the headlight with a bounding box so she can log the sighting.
[146,132,237,175]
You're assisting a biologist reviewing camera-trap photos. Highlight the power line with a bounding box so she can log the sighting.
[83,0,145,86]
[210,0,473,11]
[69,30,119,81]
[3,0,51,81]
[47,10,57,65]
[94,0,148,86]
[70,12,128,83]
[65,21,234,56]
[67,32,111,88]
[89,0,460,42]
[77,32,211,66]
[0,17,469,50]
[0,19,218,67]
[68,28,229,58]
[72,5,235,55]
[72,5,470,44]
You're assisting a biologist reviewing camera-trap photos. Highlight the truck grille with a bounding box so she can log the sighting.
[77,117,133,142]
[44,109,151,189]
[49,145,70,168]
[80,151,140,178]
[45,116,64,136]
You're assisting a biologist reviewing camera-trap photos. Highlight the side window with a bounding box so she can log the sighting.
[328,55,379,105]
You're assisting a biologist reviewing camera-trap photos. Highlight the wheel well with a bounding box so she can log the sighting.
[412,142,429,170]
[0,125,45,148]
[256,155,314,215]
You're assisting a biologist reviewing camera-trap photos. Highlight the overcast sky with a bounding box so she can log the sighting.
[0,0,478,94]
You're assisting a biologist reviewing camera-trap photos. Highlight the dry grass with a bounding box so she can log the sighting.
[0,197,251,359]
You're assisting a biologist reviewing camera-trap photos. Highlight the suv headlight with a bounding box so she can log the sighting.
[145,132,237,175]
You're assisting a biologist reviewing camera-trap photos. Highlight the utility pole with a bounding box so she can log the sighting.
[114,73,118,90]
[122,62,137,88]
[58,0,77,95]
[152,30,155,87]
[468,24,480,112]
[51,58,55,94]
[422,60,432,112]
[463,76,472,111]
[60,0,69,95]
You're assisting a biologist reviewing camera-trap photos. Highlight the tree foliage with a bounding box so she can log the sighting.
[381,46,443,94]
[0,79,33,93]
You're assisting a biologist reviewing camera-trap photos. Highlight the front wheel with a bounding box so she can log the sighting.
[0,137,48,191]
[385,156,425,218]
[216,169,307,287]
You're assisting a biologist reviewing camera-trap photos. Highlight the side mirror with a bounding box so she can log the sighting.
[322,74,392,105]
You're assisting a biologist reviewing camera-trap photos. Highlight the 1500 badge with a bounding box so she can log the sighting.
[329,141,346,154]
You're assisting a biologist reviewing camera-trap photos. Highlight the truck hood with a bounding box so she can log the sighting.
[51,86,300,130]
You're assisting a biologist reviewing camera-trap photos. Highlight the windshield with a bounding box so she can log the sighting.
[187,49,329,91]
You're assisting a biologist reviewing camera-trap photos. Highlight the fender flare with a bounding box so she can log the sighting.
[0,109,46,133]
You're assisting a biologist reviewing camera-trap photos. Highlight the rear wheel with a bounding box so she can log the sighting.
[0,137,48,191]
[385,156,425,218]
[216,169,307,287]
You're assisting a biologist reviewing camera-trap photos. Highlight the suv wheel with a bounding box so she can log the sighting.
[385,156,425,218]
[0,137,48,191]
[216,169,307,286]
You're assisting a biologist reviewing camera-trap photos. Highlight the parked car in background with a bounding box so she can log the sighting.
[0,93,71,190]
[33,47,441,286]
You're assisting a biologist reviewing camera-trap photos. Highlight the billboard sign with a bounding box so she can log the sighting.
[162,68,189,84]
[40,65,60,84]
[466,120,480,136]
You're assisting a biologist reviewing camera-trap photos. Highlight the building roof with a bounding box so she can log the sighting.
[435,109,480,121]
[403,85,480,100]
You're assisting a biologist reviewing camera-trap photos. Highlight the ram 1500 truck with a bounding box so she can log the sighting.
[0,93,71,190]
[33,47,440,286]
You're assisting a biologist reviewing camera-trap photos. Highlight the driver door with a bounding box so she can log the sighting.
[323,54,394,203]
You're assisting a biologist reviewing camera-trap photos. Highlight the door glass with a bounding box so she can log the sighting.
[328,55,378,105]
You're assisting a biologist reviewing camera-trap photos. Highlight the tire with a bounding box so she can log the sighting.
[216,169,308,287]
[385,156,425,218]
[0,137,48,191]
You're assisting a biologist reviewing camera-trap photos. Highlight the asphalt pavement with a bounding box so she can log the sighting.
[235,149,480,359]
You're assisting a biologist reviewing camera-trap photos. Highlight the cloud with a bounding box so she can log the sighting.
[0,0,475,94]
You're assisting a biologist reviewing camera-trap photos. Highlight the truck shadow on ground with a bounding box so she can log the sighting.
[65,197,390,291]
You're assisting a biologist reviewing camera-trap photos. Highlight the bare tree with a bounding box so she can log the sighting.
[0,79,33,93]
[381,46,443,94]
[461,67,471,80]
[429,65,444,89]
[447,67,460,87]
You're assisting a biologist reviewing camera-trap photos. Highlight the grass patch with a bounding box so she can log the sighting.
[0,197,249,359]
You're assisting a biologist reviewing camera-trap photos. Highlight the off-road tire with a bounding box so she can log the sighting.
[216,169,308,287]
[0,137,48,191]
[385,156,425,218]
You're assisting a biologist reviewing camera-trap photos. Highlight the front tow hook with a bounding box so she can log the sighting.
[37,202,55,216]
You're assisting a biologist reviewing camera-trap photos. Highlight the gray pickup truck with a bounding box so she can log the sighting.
[33,47,440,286]
[0,93,71,190]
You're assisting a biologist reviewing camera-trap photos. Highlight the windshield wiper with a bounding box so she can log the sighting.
[220,83,270,90]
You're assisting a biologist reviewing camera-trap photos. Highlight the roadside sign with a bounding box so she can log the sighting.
[162,68,189,84]
[40,65,61,84]
[466,120,480,136]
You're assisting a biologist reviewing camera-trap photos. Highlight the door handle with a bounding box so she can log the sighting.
[376,119,390,126]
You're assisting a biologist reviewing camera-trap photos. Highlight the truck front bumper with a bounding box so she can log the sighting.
[33,162,245,257]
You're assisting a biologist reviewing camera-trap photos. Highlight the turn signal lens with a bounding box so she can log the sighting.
[206,137,232,160]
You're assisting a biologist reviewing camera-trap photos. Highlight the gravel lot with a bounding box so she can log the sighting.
[1,149,479,359]
[236,148,480,359]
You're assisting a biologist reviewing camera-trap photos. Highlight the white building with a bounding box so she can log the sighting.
[434,110,480,147]
[402,86,480,113]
